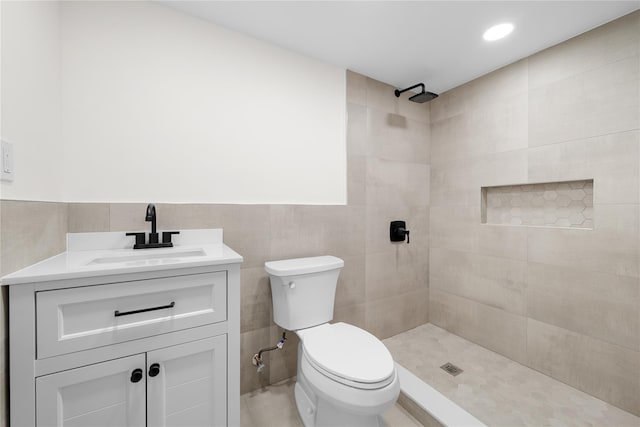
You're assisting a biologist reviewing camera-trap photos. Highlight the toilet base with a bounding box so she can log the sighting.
[294,381,383,427]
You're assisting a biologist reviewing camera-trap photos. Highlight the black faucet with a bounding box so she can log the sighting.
[126,204,180,249]
[146,204,158,244]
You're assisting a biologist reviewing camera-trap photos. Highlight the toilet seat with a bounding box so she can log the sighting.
[300,323,395,390]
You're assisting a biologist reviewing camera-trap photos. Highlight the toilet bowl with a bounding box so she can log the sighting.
[265,256,400,426]
[295,323,400,426]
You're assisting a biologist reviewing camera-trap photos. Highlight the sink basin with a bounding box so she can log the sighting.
[87,249,206,266]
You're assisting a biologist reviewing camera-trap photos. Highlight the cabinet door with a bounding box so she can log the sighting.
[36,354,146,427]
[147,335,227,427]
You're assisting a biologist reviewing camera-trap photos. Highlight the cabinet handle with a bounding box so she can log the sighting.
[114,301,175,317]
[130,368,143,383]
[149,363,160,377]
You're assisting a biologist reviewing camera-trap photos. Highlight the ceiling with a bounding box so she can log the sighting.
[162,1,640,94]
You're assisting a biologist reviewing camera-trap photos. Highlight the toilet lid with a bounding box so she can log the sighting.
[302,323,395,385]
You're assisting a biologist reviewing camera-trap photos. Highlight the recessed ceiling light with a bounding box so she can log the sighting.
[483,23,514,41]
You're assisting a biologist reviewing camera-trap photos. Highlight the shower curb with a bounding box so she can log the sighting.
[396,364,486,427]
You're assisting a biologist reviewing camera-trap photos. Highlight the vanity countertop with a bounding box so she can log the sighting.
[1,229,242,286]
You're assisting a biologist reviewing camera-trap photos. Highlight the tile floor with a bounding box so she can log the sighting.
[241,323,640,427]
[383,324,640,427]
[240,378,421,427]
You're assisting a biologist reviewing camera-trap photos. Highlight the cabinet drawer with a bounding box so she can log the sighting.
[36,272,227,359]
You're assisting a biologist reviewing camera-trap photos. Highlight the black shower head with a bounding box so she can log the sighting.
[409,91,438,103]
[394,83,439,103]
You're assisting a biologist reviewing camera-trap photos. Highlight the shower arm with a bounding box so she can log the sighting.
[394,83,425,97]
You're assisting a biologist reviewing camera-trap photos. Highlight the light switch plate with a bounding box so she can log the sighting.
[1,140,15,182]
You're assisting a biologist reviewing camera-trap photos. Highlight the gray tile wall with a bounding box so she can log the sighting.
[0,200,69,426]
[429,10,640,415]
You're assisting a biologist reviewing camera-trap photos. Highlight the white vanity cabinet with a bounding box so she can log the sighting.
[36,336,227,427]
[3,230,241,427]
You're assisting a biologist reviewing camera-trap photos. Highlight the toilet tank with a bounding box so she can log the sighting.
[265,256,344,331]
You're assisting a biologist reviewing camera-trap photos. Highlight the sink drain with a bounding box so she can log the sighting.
[440,362,463,376]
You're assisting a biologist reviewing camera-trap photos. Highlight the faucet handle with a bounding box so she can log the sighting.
[126,232,146,247]
[162,231,180,245]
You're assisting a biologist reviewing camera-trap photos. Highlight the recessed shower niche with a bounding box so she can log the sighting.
[481,180,594,229]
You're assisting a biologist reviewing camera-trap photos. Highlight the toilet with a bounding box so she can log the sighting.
[265,256,400,427]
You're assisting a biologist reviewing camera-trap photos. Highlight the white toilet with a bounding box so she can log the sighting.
[265,256,400,427]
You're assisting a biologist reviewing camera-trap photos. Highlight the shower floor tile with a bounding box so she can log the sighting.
[240,377,421,427]
[383,323,640,427]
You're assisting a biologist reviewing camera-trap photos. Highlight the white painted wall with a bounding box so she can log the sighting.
[1,1,63,201]
[60,1,346,204]
[1,1,346,204]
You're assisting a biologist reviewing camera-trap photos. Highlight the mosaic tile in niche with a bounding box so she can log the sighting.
[483,180,593,229]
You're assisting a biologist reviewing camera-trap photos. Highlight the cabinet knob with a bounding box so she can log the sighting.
[149,363,160,377]
[130,368,143,383]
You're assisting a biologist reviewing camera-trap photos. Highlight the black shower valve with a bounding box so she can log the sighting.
[390,220,410,244]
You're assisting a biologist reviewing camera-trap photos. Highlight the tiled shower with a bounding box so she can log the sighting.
[429,10,639,415]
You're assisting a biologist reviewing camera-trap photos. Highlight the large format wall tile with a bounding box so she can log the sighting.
[430,206,528,261]
[366,158,430,207]
[430,247,527,316]
[429,289,527,364]
[347,154,366,206]
[269,205,365,261]
[0,201,67,427]
[431,149,528,207]
[347,103,367,158]
[431,94,527,165]
[429,86,466,124]
[528,10,640,89]
[527,204,639,278]
[464,59,529,109]
[365,249,428,302]
[367,109,430,164]
[334,254,366,309]
[476,223,528,261]
[0,200,67,276]
[430,60,528,165]
[68,203,109,232]
[430,157,478,207]
[526,262,639,350]
[527,319,640,416]
[334,303,366,330]
[429,205,479,253]
[346,70,366,106]
[205,205,271,269]
[366,76,400,115]
[171,204,271,269]
[109,203,149,231]
[365,289,429,340]
[528,131,640,205]
[529,55,640,147]
[240,267,272,334]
